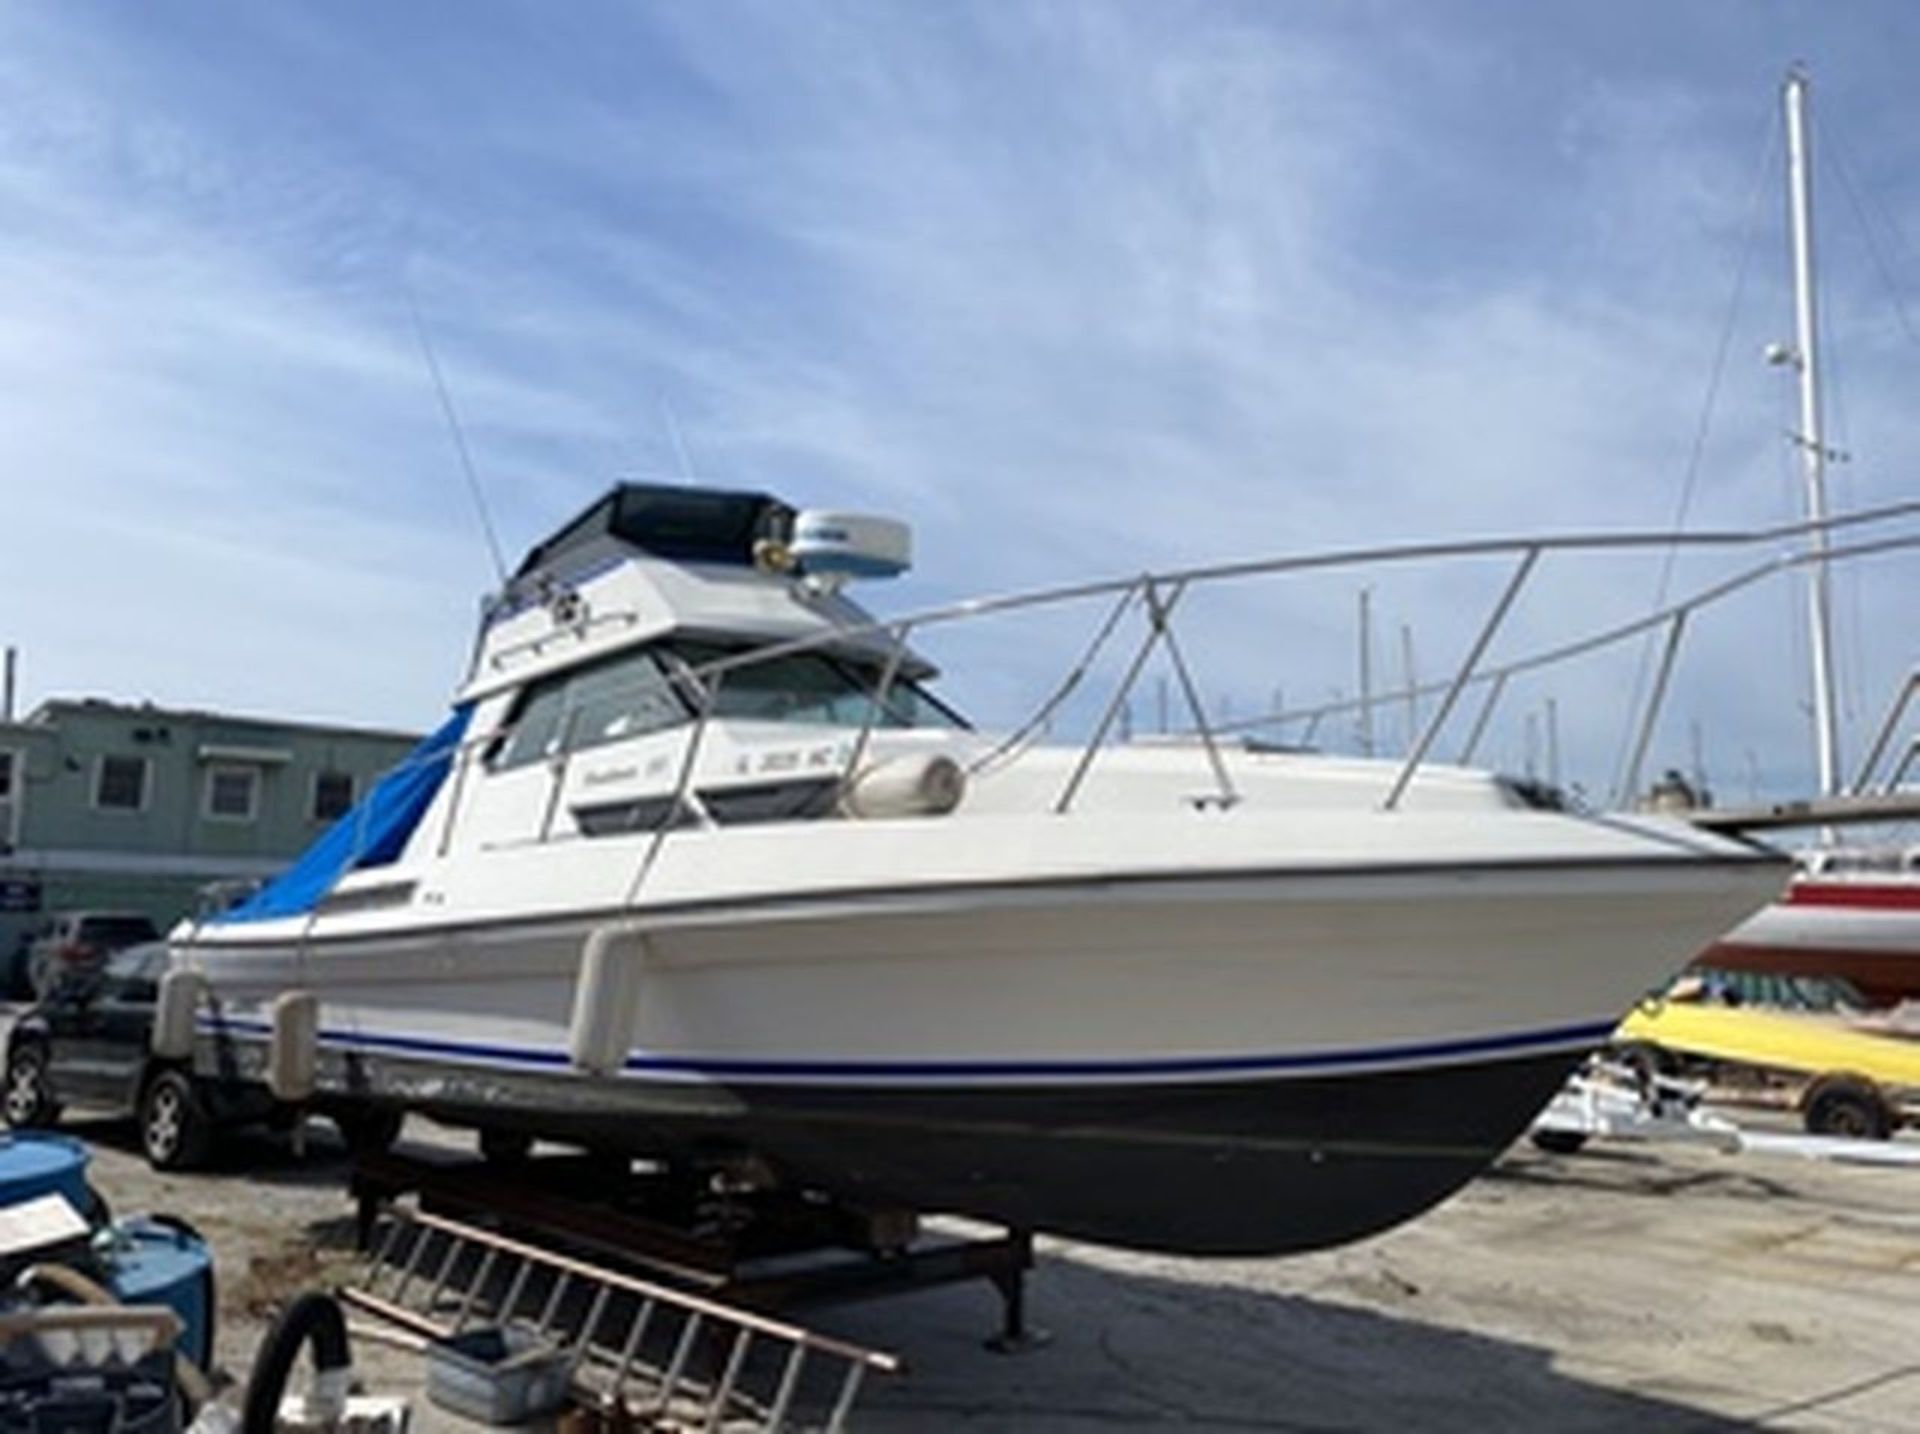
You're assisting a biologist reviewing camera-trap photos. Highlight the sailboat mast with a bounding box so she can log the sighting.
[1783,65,1842,800]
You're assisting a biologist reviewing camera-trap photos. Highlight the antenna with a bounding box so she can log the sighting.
[659,396,697,483]
[403,280,509,586]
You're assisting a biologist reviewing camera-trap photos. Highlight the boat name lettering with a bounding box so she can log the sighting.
[582,765,639,787]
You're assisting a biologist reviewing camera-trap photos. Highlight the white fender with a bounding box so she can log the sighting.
[840,753,965,819]
[268,990,320,1102]
[570,922,651,1075]
[151,968,205,1059]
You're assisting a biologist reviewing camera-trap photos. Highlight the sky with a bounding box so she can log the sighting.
[3,1,1919,804]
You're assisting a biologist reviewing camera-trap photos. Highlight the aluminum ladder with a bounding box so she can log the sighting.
[341,1202,900,1431]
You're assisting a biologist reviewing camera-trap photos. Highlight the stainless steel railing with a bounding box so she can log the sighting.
[311,497,1920,909]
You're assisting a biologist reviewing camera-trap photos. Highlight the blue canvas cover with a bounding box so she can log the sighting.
[214,705,472,924]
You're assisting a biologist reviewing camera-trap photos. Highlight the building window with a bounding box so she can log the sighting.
[95,755,150,812]
[312,770,356,822]
[203,764,259,822]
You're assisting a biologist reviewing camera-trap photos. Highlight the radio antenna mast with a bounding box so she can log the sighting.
[405,280,509,586]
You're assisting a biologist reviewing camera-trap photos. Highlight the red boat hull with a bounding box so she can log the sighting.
[1697,878,1920,1006]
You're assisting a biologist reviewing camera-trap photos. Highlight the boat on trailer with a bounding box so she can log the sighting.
[170,481,1796,1256]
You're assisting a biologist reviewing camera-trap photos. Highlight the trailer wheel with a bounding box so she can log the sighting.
[141,1069,216,1170]
[1802,1077,1892,1140]
[1529,1128,1588,1155]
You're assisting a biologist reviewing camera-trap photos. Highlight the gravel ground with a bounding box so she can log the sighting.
[11,1040,1920,1430]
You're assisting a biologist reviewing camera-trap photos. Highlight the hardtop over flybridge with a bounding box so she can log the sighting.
[165,479,1839,1256]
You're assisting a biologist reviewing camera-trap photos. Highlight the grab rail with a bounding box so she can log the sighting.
[312,499,1920,907]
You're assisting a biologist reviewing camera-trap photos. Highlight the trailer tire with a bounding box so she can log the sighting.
[1802,1076,1892,1140]
[1529,1128,1589,1155]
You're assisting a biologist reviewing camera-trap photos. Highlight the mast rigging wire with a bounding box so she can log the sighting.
[1824,123,1920,354]
[1608,101,1781,804]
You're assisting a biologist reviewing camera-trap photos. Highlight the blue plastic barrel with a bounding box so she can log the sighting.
[0,1132,92,1218]
[99,1216,216,1372]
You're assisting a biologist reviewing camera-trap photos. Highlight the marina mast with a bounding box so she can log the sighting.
[1782,65,1842,801]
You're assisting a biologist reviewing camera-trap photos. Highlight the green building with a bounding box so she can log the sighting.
[0,698,419,975]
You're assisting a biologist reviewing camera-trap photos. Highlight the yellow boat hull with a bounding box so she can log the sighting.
[1618,1000,1920,1087]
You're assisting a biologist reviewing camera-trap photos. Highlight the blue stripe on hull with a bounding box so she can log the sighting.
[198,1014,1617,1085]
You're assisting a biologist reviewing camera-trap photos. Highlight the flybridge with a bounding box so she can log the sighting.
[511,483,793,579]
[509,481,912,587]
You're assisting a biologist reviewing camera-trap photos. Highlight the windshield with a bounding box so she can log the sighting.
[492,637,966,771]
[668,640,967,731]
[78,916,159,947]
[103,942,167,983]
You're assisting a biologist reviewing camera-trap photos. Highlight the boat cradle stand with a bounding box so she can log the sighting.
[349,1145,1050,1353]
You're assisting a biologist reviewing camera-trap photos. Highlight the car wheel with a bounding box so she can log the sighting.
[141,1069,215,1171]
[2,1044,60,1128]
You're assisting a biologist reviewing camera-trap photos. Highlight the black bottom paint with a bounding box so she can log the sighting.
[374,1045,1592,1256]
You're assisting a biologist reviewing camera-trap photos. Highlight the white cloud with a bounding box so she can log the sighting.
[0,2,1914,801]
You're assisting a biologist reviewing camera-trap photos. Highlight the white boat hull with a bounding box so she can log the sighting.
[181,831,1780,1253]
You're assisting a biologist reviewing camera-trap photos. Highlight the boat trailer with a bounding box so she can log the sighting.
[1531,1054,1920,1167]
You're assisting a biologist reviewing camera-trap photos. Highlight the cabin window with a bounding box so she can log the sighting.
[94,755,150,812]
[493,646,690,770]
[312,770,356,822]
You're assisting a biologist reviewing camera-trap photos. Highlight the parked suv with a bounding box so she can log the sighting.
[2,942,274,1168]
[3,941,401,1170]
[24,911,158,999]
